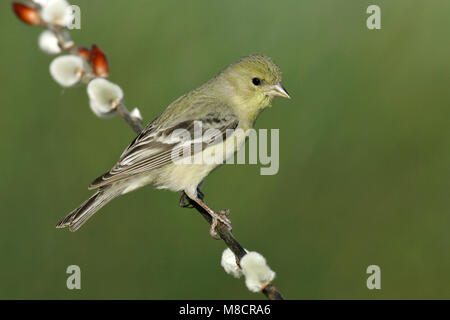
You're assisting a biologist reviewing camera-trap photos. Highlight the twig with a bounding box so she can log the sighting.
[116,103,144,134]
[12,1,284,300]
[262,283,284,300]
[191,201,247,261]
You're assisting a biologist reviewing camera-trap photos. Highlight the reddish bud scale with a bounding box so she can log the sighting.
[91,45,109,78]
[77,47,91,61]
[12,2,41,26]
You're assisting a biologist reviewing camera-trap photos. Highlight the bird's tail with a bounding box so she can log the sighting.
[56,187,121,232]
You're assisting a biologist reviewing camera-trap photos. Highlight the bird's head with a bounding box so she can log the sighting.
[217,54,290,116]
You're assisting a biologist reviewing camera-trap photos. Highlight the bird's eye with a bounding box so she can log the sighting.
[252,77,261,86]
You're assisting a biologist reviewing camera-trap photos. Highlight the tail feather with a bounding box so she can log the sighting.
[56,187,120,232]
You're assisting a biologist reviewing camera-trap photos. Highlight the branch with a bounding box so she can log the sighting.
[12,0,284,300]
[116,103,144,134]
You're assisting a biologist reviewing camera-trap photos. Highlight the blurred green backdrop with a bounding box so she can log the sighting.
[0,0,449,299]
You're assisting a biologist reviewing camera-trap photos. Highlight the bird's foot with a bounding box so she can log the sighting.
[179,191,231,239]
[179,192,192,208]
[209,209,232,240]
[179,189,204,208]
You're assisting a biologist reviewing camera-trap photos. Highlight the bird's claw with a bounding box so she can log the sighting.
[178,191,231,239]
[209,209,232,240]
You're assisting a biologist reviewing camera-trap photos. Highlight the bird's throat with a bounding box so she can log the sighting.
[231,94,272,128]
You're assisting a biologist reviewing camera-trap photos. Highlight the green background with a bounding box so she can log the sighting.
[0,0,449,299]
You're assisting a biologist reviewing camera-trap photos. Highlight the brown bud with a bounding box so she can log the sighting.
[77,47,91,61]
[12,2,41,26]
[91,45,109,78]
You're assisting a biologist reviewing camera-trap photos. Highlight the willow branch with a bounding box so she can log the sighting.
[48,25,142,131]
[116,103,144,133]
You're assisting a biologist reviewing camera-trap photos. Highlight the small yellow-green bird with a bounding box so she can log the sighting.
[56,54,290,238]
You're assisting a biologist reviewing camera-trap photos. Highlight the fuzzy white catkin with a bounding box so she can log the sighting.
[41,0,73,27]
[87,78,123,118]
[240,251,276,293]
[49,55,84,87]
[221,248,244,278]
[38,30,61,55]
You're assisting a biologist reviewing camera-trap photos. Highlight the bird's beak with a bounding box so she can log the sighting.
[269,82,291,99]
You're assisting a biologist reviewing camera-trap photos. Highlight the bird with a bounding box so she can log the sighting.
[56,54,290,238]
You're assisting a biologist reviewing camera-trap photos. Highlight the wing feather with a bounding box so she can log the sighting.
[89,100,238,189]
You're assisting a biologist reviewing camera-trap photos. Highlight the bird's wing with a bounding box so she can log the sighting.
[89,98,239,189]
